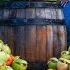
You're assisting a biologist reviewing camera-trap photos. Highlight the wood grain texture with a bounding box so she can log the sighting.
[0,26,15,54]
[53,25,60,58]
[0,25,67,62]
[36,26,47,62]
[25,25,36,62]
[46,25,53,60]
[58,25,67,51]
[14,26,26,59]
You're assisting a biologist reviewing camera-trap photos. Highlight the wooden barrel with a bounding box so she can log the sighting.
[0,25,67,62]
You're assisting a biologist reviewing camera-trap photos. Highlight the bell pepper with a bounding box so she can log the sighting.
[11,56,27,70]
[12,62,27,70]
[57,61,68,70]
[6,55,14,66]
[47,58,58,69]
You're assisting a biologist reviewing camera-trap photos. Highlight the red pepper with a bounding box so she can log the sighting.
[6,55,14,66]
[57,62,68,70]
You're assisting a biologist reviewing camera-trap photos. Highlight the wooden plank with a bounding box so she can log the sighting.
[46,25,53,60]
[36,26,47,62]
[0,26,15,54]
[36,9,45,18]
[25,26,32,62]
[0,26,5,40]
[58,25,67,51]
[51,9,57,19]
[9,9,16,18]
[45,9,52,19]
[14,26,26,59]
[29,25,36,62]
[56,9,64,20]
[5,26,15,54]
[14,27,21,56]
[3,9,10,19]
[53,25,61,58]
[26,8,35,19]
[25,25,36,62]
[16,9,25,19]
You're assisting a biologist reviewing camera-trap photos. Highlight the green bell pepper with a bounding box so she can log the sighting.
[12,56,27,70]
[48,58,58,69]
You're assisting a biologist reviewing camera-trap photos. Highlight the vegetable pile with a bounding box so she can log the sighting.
[47,47,70,70]
[0,40,27,70]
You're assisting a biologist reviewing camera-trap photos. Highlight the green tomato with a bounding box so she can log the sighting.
[49,58,58,63]
[61,55,70,60]
[48,58,58,69]
[2,44,11,54]
[12,62,27,70]
[57,61,68,70]
[14,56,27,65]
[0,51,8,65]
[0,40,11,54]
[0,66,7,70]
[48,61,57,69]
[6,66,13,70]
[12,57,27,70]
[0,65,13,70]
[0,40,4,50]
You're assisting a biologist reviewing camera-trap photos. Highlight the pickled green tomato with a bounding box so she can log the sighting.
[0,40,11,54]
[6,66,13,70]
[0,40,4,50]
[0,51,8,66]
[0,65,7,70]
[2,44,11,54]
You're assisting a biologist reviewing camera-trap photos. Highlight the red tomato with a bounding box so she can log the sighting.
[6,55,14,66]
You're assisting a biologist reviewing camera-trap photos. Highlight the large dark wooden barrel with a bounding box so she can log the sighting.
[0,25,67,62]
[0,4,66,63]
[0,2,66,70]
